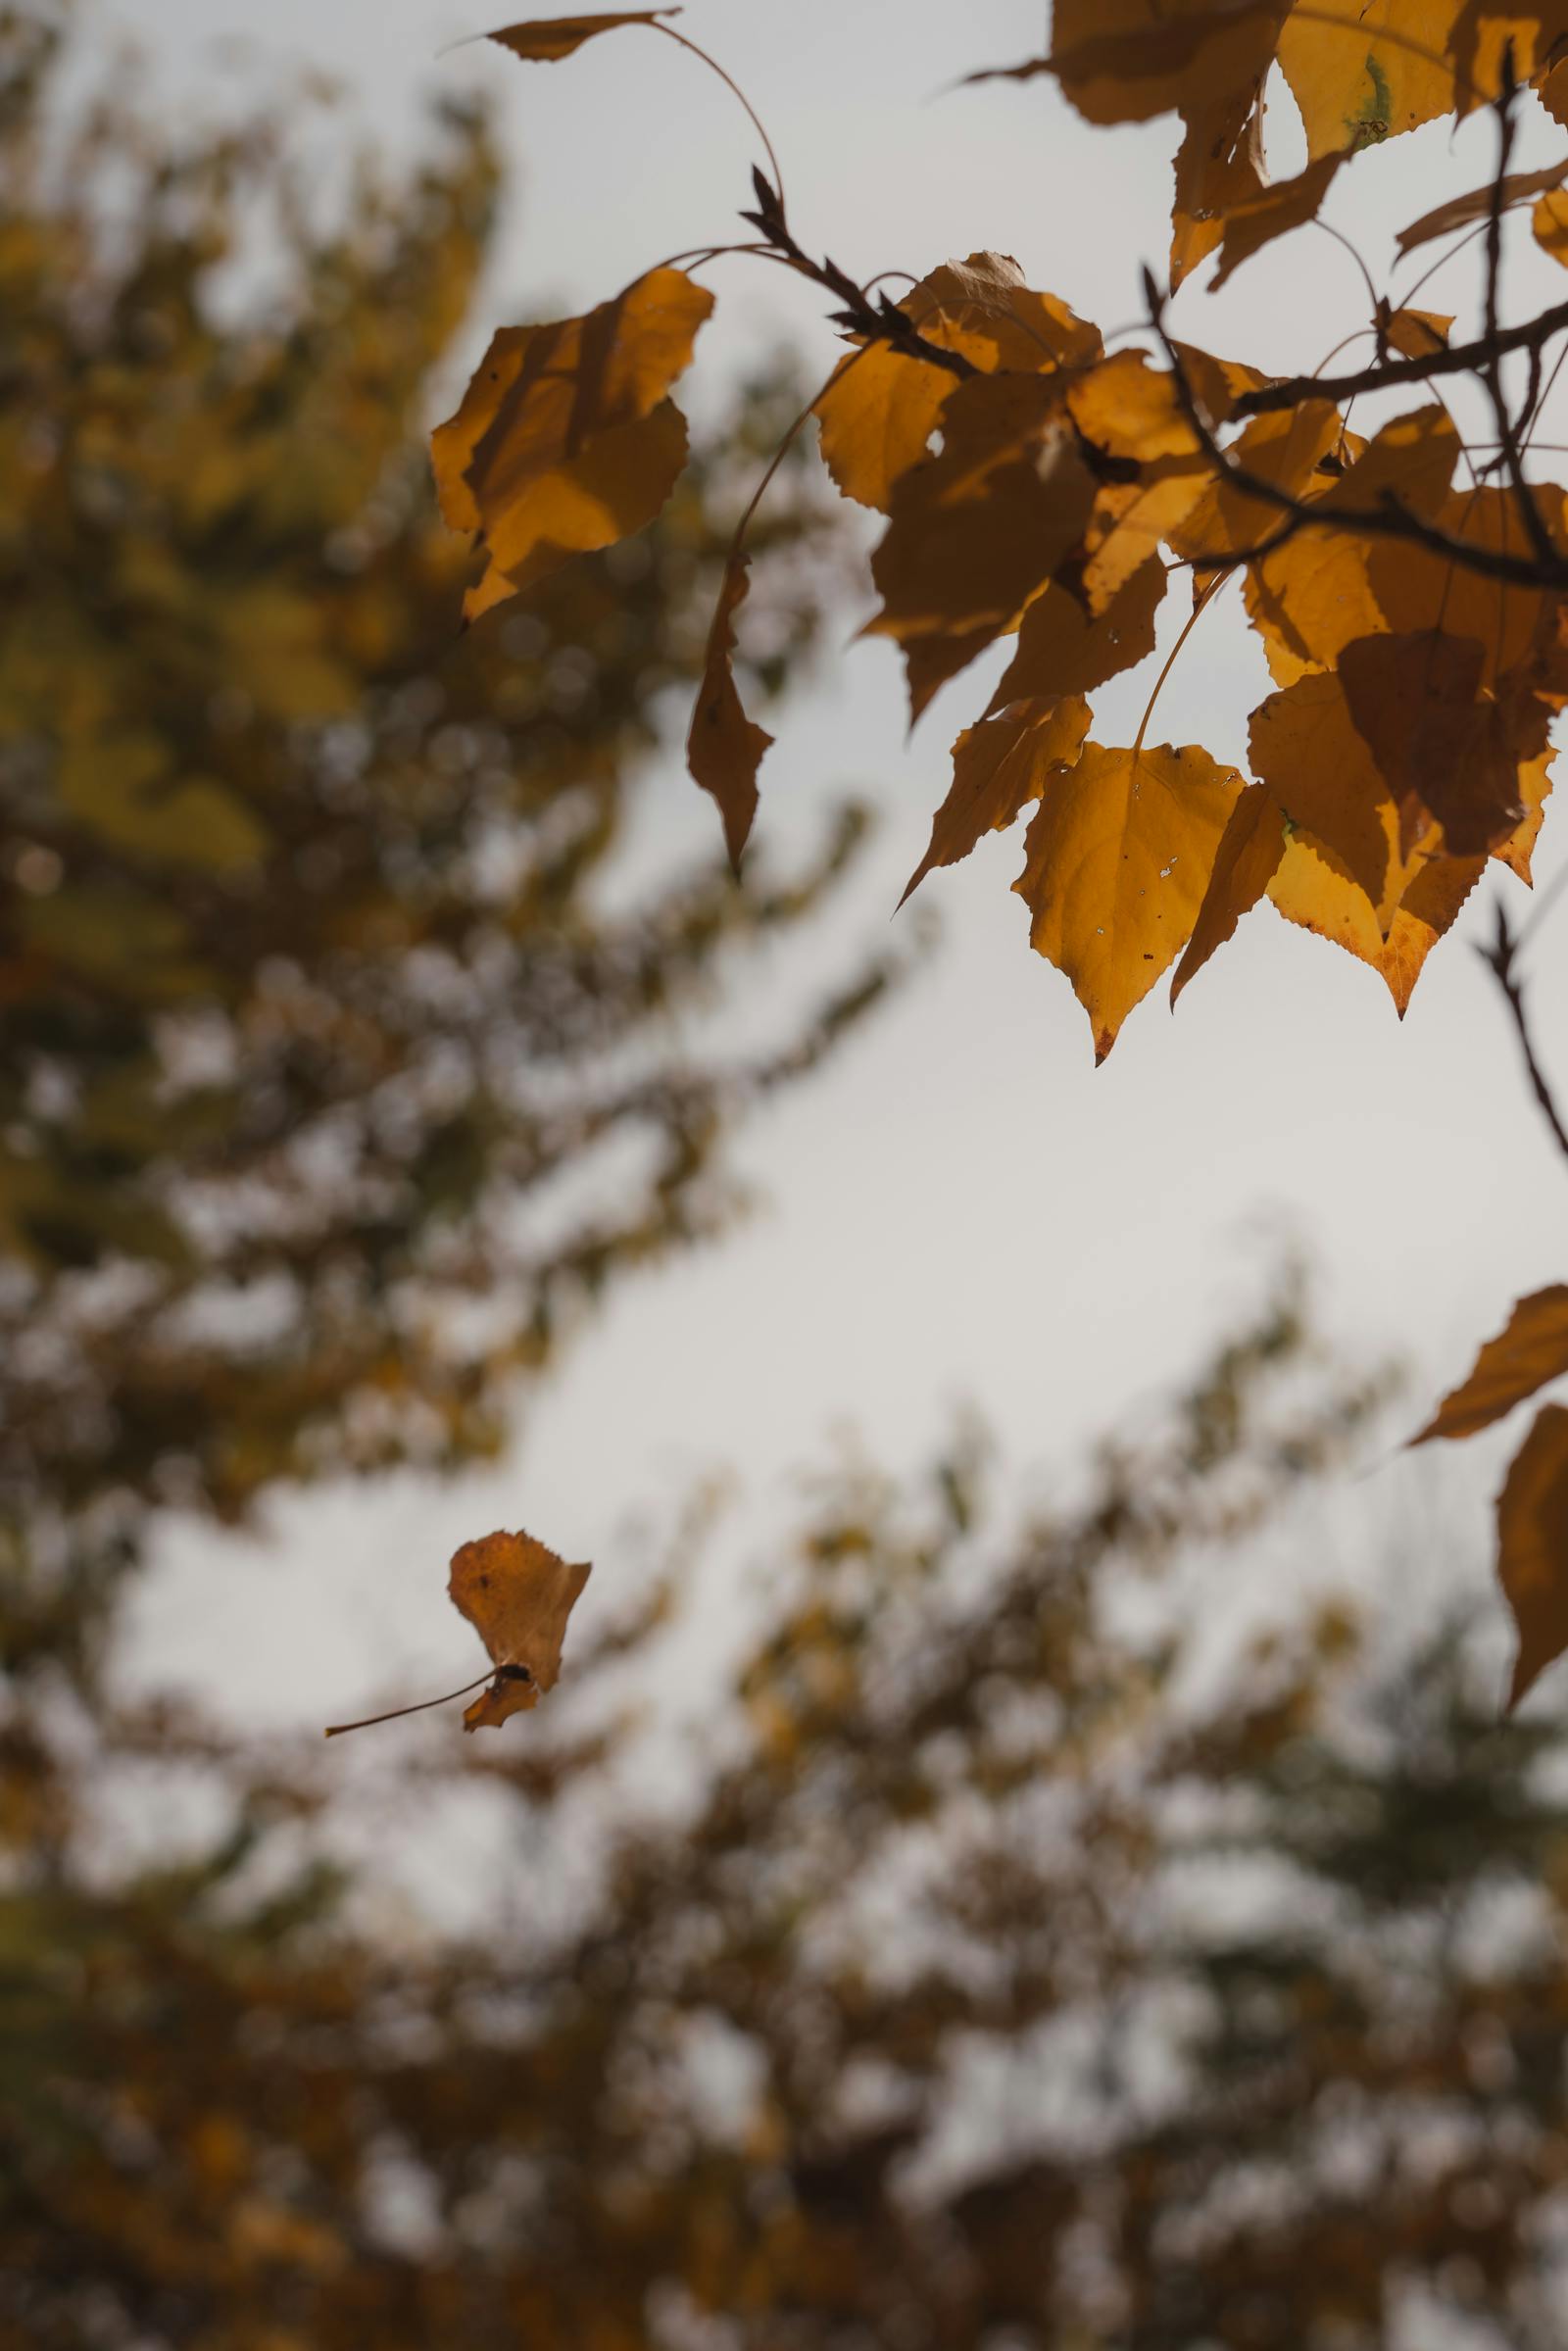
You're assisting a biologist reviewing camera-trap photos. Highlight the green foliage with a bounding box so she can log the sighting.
[0,14,886,1662]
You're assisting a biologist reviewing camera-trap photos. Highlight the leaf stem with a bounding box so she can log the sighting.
[324,1672,494,1739]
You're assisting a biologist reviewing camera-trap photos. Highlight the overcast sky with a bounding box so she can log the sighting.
[105,0,1568,1780]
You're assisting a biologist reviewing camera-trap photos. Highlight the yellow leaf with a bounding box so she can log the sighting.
[1364,483,1567,691]
[1249,667,1412,913]
[987,558,1166,710]
[1169,781,1287,1004]
[866,371,1094,646]
[1170,86,1266,288]
[1013,740,1242,1059]
[430,268,711,617]
[1170,399,1342,572]
[1536,186,1568,264]
[463,399,690,615]
[487,11,678,63]
[1266,829,1481,1011]
[1373,849,1485,1013]
[901,696,1091,905]
[1415,1287,1568,1444]
[1496,1404,1568,1708]
[1494,748,1553,883]
[1278,2,1564,159]
[449,1529,592,1732]
[687,553,773,872]
[813,255,1099,514]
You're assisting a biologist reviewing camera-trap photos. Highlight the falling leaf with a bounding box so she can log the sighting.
[1169,782,1287,1004]
[866,372,1094,650]
[1013,740,1242,1059]
[449,1529,593,1731]
[901,696,1090,906]
[487,11,678,64]
[1496,1404,1568,1708]
[987,559,1166,711]
[1338,630,1531,857]
[688,553,773,871]
[430,267,712,620]
[1413,1287,1568,1443]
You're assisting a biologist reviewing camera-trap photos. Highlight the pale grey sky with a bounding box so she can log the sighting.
[107,0,1568,1773]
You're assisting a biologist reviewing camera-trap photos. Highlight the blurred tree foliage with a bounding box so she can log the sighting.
[17,1276,1568,2350]
[0,9,887,1667]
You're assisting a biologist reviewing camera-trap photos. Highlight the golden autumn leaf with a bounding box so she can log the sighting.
[901,696,1091,906]
[866,371,1094,650]
[687,553,773,872]
[1013,740,1243,1059]
[1338,629,1533,857]
[449,1529,593,1732]
[1381,305,1453,358]
[1278,2,1565,158]
[1265,828,1483,1013]
[1364,485,1568,693]
[1169,781,1288,1005]
[1496,1404,1568,1708]
[814,255,1100,515]
[1249,667,1415,913]
[1413,1286,1568,1443]
[487,11,678,63]
[1536,185,1568,263]
[1170,399,1343,574]
[1170,86,1266,289]
[1067,353,1211,610]
[430,267,711,620]
[987,559,1166,712]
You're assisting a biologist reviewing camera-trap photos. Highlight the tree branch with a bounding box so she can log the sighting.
[1478,899,1568,1170]
[1233,301,1568,421]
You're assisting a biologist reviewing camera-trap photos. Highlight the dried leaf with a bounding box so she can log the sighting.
[987,559,1166,712]
[901,696,1091,906]
[687,553,773,872]
[488,11,677,64]
[1169,782,1287,1004]
[1209,151,1347,290]
[1338,630,1531,857]
[449,1529,592,1732]
[1382,305,1453,357]
[1414,1286,1568,1443]
[1496,1404,1568,1708]
[1013,740,1243,1059]
[430,267,711,620]
[1171,86,1266,289]
[866,372,1094,648]
[1396,160,1568,255]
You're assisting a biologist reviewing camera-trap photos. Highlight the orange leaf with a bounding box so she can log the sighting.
[1209,151,1347,290]
[1170,87,1266,289]
[448,1529,593,1732]
[1536,186,1568,265]
[1278,2,1561,159]
[1496,1404,1568,1708]
[1265,830,1481,1011]
[987,558,1166,712]
[1381,305,1453,358]
[487,11,677,63]
[687,554,773,872]
[1013,740,1243,1059]
[1170,399,1342,573]
[1338,630,1532,857]
[901,696,1091,906]
[866,372,1094,647]
[1249,668,1413,914]
[430,267,711,620]
[1169,782,1287,1005]
[1413,1287,1568,1443]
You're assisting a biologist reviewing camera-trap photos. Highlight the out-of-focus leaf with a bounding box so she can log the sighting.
[1414,1287,1568,1443]
[1496,1403,1568,1707]
[448,1530,592,1730]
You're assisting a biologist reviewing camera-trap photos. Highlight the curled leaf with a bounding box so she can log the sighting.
[688,553,773,872]
[488,11,678,63]
[449,1529,593,1732]
[1397,160,1568,255]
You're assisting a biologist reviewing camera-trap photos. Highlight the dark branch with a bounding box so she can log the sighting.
[1478,899,1568,1170]
[1233,299,1568,420]
[1480,52,1562,571]
[740,173,978,383]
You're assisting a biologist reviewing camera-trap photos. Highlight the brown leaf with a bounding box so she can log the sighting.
[488,11,678,64]
[987,559,1166,712]
[430,267,712,621]
[866,372,1094,648]
[1169,782,1287,1004]
[1381,305,1453,358]
[1496,1404,1568,1708]
[687,553,773,872]
[449,1529,593,1732]
[901,696,1091,906]
[1170,399,1342,573]
[1396,160,1568,255]
[1338,630,1530,857]
[1248,668,1410,913]
[1170,86,1266,289]
[1013,740,1242,1059]
[1209,151,1347,290]
[1365,484,1568,692]
[1045,2,1290,131]
[1413,1287,1568,1444]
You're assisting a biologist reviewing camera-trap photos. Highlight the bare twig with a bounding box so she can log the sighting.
[740,170,977,382]
[1478,899,1568,1169]
[1481,52,1562,571]
[1233,295,1568,421]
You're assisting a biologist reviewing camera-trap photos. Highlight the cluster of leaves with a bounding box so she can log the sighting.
[444,5,1568,1700]
[18,1282,1568,2351]
[0,13,889,1672]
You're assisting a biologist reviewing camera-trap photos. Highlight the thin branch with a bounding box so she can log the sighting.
[1478,900,1568,1169]
[740,171,977,382]
[1480,53,1561,572]
[1233,293,1568,419]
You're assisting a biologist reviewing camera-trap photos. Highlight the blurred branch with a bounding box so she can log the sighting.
[1478,899,1568,1168]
